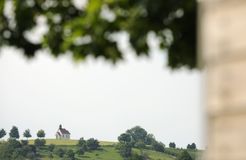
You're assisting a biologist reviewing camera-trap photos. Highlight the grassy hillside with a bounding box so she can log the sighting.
[28,139,116,146]
[29,139,201,160]
[39,145,176,160]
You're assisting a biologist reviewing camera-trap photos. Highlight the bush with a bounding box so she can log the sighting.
[21,140,28,145]
[76,147,85,155]
[66,149,75,160]
[152,142,165,152]
[8,139,22,149]
[177,151,192,160]
[86,138,100,150]
[77,137,87,151]
[0,143,12,159]
[26,151,36,159]
[11,148,25,160]
[55,148,65,158]
[21,145,37,159]
[0,140,37,160]
[34,139,46,147]
[48,144,55,152]
[48,152,53,159]
[130,153,145,160]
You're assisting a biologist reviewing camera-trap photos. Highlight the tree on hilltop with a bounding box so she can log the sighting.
[9,126,20,139]
[37,130,45,139]
[23,129,32,140]
[169,142,176,148]
[0,129,6,139]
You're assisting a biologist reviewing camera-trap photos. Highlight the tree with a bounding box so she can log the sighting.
[177,151,192,160]
[145,134,156,145]
[86,138,100,150]
[187,144,191,149]
[77,137,87,151]
[118,143,132,158]
[23,129,32,140]
[0,139,37,159]
[126,126,148,145]
[152,141,165,152]
[0,129,6,139]
[187,143,196,150]
[169,142,176,148]
[0,0,197,69]
[9,126,20,139]
[190,143,196,150]
[37,130,45,138]
[118,133,132,144]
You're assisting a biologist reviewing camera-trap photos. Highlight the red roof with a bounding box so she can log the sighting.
[59,128,70,134]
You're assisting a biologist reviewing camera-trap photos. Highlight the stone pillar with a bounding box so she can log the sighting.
[199,0,246,160]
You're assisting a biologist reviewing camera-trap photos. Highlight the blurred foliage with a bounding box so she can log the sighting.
[0,0,197,69]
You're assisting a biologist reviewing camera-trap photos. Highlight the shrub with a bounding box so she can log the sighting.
[130,153,145,160]
[48,152,53,159]
[177,151,192,160]
[34,139,46,147]
[152,141,165,152]
[86,138,100,150]
[48,144,55,152]
[76,147,85,155]
[55,148,65,158]
[66,149,75,160]
[21,140,28,145]
[77,137,87,151]
[26,152,36,159]
[8,139,22,149]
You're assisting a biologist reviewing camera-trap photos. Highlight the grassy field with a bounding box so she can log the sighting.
[39,146,176,160]
[28,139,116,146]
[133,148,175,160]
[26,139,202,160]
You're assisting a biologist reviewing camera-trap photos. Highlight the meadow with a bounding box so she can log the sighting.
[30,139,202,160]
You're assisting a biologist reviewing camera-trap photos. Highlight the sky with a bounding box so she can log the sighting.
[0,32,205,149]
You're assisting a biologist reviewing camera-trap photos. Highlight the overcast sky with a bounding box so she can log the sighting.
[0,36,205,148]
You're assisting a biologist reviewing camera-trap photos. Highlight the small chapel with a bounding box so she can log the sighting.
[55,124,71,140]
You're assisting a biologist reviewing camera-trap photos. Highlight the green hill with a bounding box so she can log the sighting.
[29,139,201,160]
[28,139,116,146]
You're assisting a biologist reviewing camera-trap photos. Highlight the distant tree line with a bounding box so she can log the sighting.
[117,126,165,159]
[0,126,197,160]
[116,126,197,160]
[187,143,197,150]
[76,137,100,155]
[0,126,102,160]
[0,126,49,159]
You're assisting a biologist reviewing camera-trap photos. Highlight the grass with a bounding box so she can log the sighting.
[28,139,116,146]
[133,148,175,160]
[39,145,176,160]
[27,139,202,160]
[78,146,123,160]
